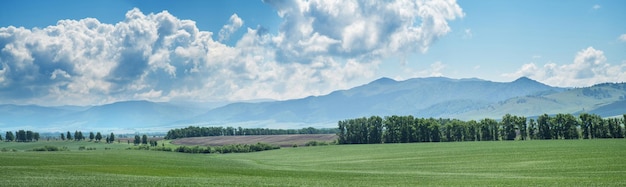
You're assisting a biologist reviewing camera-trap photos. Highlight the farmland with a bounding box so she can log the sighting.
[172,134,337,147]
[1,139,625,186]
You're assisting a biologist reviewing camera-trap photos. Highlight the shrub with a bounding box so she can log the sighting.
[305,141,330,146]
[32,145,68,151]
[151,147,172,152]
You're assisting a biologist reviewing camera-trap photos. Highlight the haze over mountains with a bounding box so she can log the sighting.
[1,77,625,132]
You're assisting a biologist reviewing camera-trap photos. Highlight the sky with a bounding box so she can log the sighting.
[0,0,625,106]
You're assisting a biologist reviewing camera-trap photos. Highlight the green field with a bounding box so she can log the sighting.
[1,139,625,186]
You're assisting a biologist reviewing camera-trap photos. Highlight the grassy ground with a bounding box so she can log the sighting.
[0,139,625,186]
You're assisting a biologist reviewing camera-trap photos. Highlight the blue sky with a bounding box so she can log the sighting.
[0,0,625,106]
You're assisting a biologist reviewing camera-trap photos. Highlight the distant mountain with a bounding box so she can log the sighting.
[0,104,74,128]
[59,100,205,129]
[2,77,624,132]
[0,100,205,132]
[458,82,626,119]
[190,77,565,126]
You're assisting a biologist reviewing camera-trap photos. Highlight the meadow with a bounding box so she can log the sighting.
[0,139,625,186]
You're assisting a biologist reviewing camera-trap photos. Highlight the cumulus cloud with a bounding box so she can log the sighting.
[0,1,464,106]
[218,14,243,42]
[504,47,626,87]
[264,0,464,63]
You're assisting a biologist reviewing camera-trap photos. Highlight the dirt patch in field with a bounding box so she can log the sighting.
[171,134,338,147]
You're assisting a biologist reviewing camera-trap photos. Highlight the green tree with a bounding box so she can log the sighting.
[466,120,478,141]
[60,133,65,141]
[615,118,624,138]
[89,132,95,141]
[66,131,72,140]
[537,114,551,139]
[337,120,346,144]
[528,118,537,140]
[501,114,516,140]
[515,116,527,140]
[109,132,115,143]
[580,113,593,139]
[26,130,33,142]
[383,116,401,143]
[141,134,148,145]
[95,132,102,142]
[367,116,383,144]
[399,116,414,143]
[16,130,26,142]
[480,118,499,141]
[4,132,13,142]
[428,118,441,142]
[134,135,141,145]
[6,131,13,142]
[33,132,40,141]
[415,118,430,142]
[553,114,579,139]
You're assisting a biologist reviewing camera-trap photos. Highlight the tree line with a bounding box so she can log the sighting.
[58,131,116,143]
[170,143,280,154]
[165,126,339,139]
[337,113,625,144]
[2,130,40,142]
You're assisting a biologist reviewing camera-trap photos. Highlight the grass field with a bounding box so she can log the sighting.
[1,139,625,186]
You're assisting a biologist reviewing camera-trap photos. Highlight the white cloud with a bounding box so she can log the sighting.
[619,34,626,42]
[50,69,71,80]
[404,61,447,79]
[265,0,464,62]
[218,14,243,42]
[592,4,601,10]
[0,1,464,106]
[504,47,626,87]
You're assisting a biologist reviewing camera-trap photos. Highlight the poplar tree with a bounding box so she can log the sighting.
[89,132,95,141]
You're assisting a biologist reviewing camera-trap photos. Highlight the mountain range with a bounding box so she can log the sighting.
[1,77,625,132]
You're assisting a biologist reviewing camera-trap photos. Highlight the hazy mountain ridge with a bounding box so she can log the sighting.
[458,82,626,119]
[192,76,566,125]
[1,77,625,131]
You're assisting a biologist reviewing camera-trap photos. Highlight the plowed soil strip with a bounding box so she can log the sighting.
[171,134,338,147]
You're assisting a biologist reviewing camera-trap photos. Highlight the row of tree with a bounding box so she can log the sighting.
[172,143,280,154]
[165,126,338,139]
[2,130,40,142]
[133,134,149,145]
[59,131,116,143]
[337,113,625,144]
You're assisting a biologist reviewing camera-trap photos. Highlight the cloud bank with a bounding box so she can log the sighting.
[0,1,464,106]
[504,47,626,87]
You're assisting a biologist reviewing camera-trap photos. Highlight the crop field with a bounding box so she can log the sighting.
[0,139,625,186]
[172,134,337,147]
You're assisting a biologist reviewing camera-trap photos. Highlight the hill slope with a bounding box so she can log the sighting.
[457,82,626,119]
